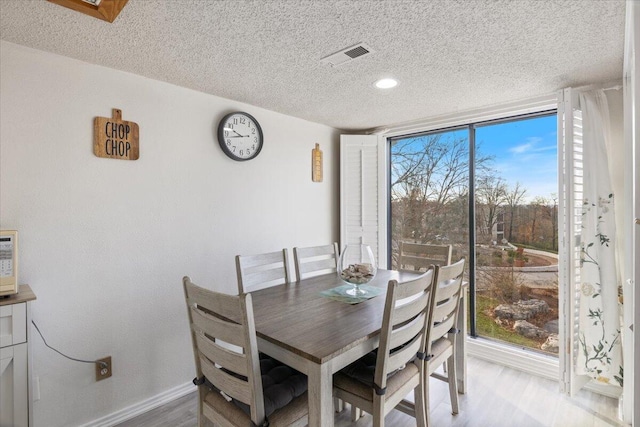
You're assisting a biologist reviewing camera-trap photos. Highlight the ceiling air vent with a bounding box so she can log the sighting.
[320,43,374,67]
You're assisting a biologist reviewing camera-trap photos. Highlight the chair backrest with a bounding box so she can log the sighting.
[398,242,452,271]
[293,243,339,281]
[427,258,465,348]
[236,249,290,294]
[182,277,265,426]
[374,269,435,393]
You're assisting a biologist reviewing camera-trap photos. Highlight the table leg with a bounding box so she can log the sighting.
[308,362,333,427]
[456,285,468,394]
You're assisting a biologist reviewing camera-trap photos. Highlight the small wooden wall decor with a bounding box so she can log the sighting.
[312,143,323,182]
[94,109,139,160]
[47,0,129,23]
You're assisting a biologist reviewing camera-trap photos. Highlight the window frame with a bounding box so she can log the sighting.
[383,94,561,377]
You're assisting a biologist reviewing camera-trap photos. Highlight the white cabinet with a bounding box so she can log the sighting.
[1,342,28,427]
[0,285,36,427]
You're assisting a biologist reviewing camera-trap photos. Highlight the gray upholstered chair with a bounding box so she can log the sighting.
[183,276,308,427]
[235,249,291,294]
[332,269,435,427]
[422,258,465,425]
[398,242,452,271]
[292,243,339,281]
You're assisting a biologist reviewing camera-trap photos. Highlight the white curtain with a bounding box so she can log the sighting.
[577,89,623,386]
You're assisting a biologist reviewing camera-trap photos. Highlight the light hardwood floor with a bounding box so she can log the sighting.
[116,357,623,427]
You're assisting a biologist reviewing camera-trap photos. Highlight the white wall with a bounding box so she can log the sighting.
[0,41,340,427]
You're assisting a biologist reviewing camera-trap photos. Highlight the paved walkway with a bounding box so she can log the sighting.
[478,247,558,289]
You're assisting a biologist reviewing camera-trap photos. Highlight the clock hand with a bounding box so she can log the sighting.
[224,128,249,138]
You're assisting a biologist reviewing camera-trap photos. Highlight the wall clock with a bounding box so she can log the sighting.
[217,112,263,161]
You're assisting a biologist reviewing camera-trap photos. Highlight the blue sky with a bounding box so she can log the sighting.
[476,114,557,202]
[391,113,558,203]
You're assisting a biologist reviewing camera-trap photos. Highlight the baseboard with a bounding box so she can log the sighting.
[584,381,623,399]
[467,337,622,399]
[78,382,195,427]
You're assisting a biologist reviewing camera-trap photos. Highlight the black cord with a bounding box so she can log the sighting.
[31,320,107,368]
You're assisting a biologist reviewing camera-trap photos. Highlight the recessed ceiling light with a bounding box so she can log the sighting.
[374,78,398,89]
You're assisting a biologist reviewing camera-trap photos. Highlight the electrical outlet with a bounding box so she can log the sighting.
[95,356,112,381]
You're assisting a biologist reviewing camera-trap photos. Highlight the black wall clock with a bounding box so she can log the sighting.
[217,112,264,161]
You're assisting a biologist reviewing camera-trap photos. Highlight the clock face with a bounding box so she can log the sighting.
[217,112,263,161]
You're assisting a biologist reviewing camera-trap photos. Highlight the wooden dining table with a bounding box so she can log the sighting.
[250,269,468,427]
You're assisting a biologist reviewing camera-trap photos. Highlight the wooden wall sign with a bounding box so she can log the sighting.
[312,143,323,182]
[93,109,139,160]
[47,0,129,23]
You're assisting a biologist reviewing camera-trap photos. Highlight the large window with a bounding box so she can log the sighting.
[390,112,558,356]
[390,127,470,266]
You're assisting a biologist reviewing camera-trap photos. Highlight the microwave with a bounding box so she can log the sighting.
[0,230,18,296]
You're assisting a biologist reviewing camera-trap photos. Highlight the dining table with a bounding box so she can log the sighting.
[250,268,468,427]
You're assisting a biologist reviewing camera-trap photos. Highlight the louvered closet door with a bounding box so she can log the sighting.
[557,88,590,396]
[340,135,387,268]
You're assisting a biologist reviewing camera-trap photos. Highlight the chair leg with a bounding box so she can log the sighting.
[447,354,459,414]
[351,406,362,421]
[372,398,385,427]
[423,369,431,427]
[414,383,427,427]
[197,388,206,427]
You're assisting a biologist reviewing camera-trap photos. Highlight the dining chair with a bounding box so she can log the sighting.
[182,276,308,427]
[398,242,453,271]
[422,258,466,425]
[399,243,454,378]
[292,242,340,281]
[236,249,291,294]
[333,269,435,427]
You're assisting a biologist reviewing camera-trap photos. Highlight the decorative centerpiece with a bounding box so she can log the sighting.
[338,244,377,296]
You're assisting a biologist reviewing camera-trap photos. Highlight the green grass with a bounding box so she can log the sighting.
[474,295,542,349]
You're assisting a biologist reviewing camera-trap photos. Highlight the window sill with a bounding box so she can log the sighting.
[467,336,559,380]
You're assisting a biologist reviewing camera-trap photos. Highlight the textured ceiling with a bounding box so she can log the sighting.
[0,0,626,131]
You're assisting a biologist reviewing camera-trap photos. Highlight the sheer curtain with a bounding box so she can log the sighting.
[577,89,623,386]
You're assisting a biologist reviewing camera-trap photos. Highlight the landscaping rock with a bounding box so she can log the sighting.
[544,319,559,334]
[514,320,549,339]
[541,334,559,353]
[494,299,549,320]
[494,304,527,320]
